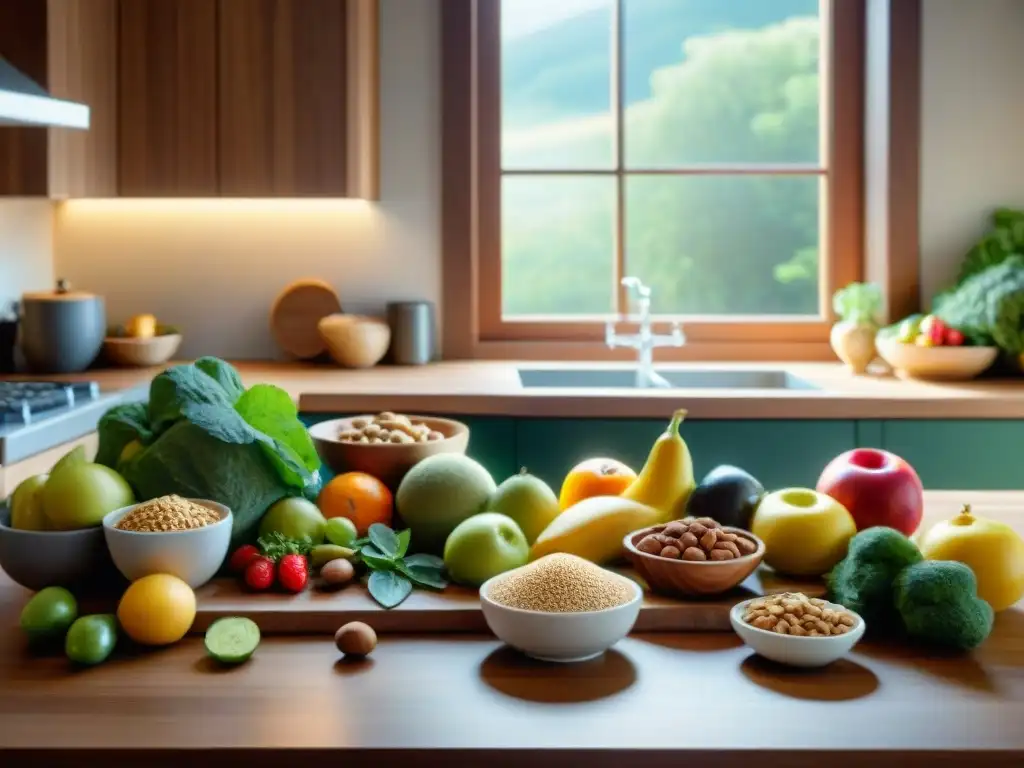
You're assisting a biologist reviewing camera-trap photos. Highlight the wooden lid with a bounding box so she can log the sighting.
[269,279,343,359]
[22,278,99,302]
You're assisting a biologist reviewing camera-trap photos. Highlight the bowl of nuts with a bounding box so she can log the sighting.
[730,592,865,667]
[308,412,470,489]
[623,516,765,597]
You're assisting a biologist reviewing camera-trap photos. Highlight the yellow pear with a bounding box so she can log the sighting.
[918,504,1024,612]
[621,408,695,520]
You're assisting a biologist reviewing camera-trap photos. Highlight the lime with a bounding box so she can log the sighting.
[20,586,78,641]
[65,614,118,666]
[205,617,260,664]
[325,516,358,547]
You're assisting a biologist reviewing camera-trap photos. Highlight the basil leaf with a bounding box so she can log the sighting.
[368,524,399,558]
[360,544,395,572]
[403,553,444,570]
[397,561,448,591]
[368,571,413,609]
[396,528,411,558]
[352,536,370,548]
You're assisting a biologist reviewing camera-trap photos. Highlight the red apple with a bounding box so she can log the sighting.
[816,448,924,535]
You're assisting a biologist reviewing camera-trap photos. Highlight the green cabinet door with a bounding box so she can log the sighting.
[515,418,856,493]
[883,420,1024,490]
[300,413,516,485]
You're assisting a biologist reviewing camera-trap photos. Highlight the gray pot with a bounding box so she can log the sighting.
[20,279,105,374]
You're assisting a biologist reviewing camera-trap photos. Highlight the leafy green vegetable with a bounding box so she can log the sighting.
[832,282,882,326]
[368,571,413,609]
[956,208,1024,285]
[935,255,1024,355]
[94,402,152,468]
[356,525,448,608]
[96,358,323,547]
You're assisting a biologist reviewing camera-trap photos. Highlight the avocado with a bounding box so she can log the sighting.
[685,465,765,530]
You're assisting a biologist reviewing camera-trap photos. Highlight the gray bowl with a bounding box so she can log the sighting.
[0,503,117,592]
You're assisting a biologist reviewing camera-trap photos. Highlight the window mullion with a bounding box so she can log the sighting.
[613,0,626,315]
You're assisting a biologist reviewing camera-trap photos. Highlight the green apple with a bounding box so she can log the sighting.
[43,463,135,530]
[259,497,327,545]
[443,512,529,587]
[10,474,49,531]
[488,468,561,545]
[751,488,857,576]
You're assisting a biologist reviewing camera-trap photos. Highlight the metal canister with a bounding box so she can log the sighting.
[386,301,435,365]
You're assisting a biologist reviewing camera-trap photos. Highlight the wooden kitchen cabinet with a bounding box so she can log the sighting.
[0,0,118,197]
[117,0,218,196]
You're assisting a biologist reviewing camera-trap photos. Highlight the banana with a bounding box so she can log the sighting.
[529,495,663,565]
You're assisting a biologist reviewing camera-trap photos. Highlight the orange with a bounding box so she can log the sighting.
[317,472,393,536]
[558,458,637,510]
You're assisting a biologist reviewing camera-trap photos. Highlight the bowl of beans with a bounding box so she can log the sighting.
[479,553,643,663]
[308,412,470,489]
[623,516,765,597]
[730,592,866,667]
[102,495,232,589]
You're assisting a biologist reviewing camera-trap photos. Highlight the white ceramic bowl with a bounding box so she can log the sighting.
[102,499,232,588]
[876,335,998,381]
[479,572,643,663]
[729,597,866,668]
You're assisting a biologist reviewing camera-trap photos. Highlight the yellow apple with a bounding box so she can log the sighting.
[751,488,857,576]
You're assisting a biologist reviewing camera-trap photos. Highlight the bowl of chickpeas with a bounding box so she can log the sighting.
[308,412,470,489]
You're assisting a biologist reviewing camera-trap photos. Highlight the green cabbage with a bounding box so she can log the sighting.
[96,358,322,546]
[935,255,1024,355]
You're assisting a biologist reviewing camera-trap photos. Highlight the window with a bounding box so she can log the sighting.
[443,0,868,359]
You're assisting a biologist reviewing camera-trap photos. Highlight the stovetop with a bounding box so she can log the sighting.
[0,381,101,425]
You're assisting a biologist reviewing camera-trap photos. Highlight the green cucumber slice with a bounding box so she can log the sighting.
[204,617,260,664]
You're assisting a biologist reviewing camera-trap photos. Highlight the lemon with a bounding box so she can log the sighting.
[117,574,196,646]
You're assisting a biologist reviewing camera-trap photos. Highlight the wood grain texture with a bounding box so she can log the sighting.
[46,0,118,198]
[118,0,218,196]
[344,0,379,199]
[1,491,1024,765]
[3,360,1024,420]
[217,0,348,196]
[0,0,49,196]
[268,278,343,359]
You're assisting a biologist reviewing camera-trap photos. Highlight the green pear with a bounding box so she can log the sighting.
[488,468,561,545]
[10,474,50,531]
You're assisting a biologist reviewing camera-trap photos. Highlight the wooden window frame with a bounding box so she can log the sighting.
[442,0,919,361]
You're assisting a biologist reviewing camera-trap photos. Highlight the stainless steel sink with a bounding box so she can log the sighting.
[516,368,819,390]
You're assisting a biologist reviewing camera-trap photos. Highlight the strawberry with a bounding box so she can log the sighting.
[228,544,261,574]
[244,556,276,591]
[277,554,308,593]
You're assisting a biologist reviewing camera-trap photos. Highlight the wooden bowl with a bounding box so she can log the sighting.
[876,335,998,381]
[102,334,182,367]
[308,415,470,489]
[622,524,765,598]
[318,314,390,368]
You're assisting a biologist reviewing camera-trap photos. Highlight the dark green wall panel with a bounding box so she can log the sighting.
[882,420,1024,490]
[515,418,856,494]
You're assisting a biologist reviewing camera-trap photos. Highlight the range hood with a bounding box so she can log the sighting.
[0,56,89,129]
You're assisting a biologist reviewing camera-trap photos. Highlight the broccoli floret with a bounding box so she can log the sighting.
[827,527,922,631]
[894,561,994,651]
[935,255,1024,354]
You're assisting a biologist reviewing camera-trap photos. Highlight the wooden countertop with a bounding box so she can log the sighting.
[2,491,1024,767]
[4,359,1024,419]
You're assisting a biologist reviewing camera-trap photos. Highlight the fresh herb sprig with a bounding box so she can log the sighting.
[257,531,312,561]
[356,524,448,609]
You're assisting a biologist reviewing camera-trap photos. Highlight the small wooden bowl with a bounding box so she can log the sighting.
[623,524,765,598]
[308,415,470,490]
[876,335,998,381]
[103,334,182,367]
[318,314,390,368]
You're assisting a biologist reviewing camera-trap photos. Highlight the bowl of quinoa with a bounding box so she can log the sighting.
[103,496,232,588]
[479,553,642,663]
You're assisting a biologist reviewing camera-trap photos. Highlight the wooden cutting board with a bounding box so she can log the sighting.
[269,278,342,359]
[190,567,825,635]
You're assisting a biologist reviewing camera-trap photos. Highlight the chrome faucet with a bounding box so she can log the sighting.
[606,277,685,388]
